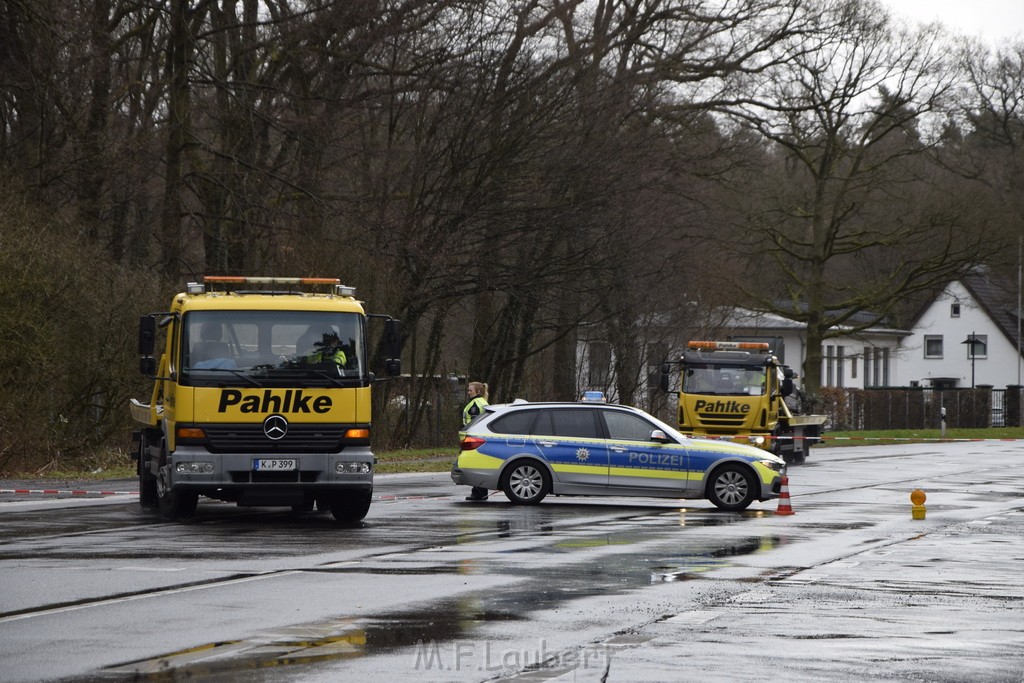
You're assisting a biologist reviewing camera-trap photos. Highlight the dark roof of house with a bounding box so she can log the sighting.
[961,270,1022,353]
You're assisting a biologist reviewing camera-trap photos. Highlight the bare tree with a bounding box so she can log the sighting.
[710,0,1006,401]
[957,38,1024,272]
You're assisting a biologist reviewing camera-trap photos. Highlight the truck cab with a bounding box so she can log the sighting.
[131,276,401,521]
[661,341,823,464]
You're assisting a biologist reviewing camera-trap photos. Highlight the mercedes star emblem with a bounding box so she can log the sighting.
[263,414,288,440]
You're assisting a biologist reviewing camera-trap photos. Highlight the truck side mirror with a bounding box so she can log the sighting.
[139,356,156,375]
[781,377,794,397]
[658,363,671,392]
[138,315,156,356]
[384,319,401,376]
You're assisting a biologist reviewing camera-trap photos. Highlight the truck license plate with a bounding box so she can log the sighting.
[253,458,297,471]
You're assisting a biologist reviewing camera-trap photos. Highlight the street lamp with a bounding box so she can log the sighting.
[961,332,981,388]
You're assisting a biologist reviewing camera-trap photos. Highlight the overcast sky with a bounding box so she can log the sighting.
[882,0,1024,45]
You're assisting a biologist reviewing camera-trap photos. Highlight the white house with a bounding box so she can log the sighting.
[577,269,1023,403]
[898,272,1024,390]
[723,308,908,389]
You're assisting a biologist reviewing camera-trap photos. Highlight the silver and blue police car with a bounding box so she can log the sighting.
[451,399,785,510]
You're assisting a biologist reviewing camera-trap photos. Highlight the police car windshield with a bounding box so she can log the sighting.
[183,310,364,379]
[684,363,766,396]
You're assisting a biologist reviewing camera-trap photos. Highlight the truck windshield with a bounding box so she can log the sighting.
[683,363,766,396]
[182,310,364,379]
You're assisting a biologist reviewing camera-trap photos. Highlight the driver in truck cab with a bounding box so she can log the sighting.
[304,331,347,367]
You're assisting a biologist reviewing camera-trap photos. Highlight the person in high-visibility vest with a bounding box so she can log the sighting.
[463,381,490,501]
[307,332,347,367]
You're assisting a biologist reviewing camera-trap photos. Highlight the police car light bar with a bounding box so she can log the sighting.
[688,341,770,351]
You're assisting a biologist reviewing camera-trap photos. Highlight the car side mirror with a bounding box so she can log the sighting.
[650,429,672,443]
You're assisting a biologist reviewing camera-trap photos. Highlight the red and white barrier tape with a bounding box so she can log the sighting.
[0,489,139,497]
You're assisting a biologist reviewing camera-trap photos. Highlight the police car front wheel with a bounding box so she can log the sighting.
[707,464,757,512]
[501,460,550,505]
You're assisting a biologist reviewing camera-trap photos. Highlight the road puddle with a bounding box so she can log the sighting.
[101,508,778,680]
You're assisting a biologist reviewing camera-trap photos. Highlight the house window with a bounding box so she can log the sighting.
[924,335,943,359]
[836,346,845,388]
[588,342,611,386]
[965,335,987,359]
[851,356,857,379]
[951,303,960,318]
[825,345,834,386]
[862,346,889,388]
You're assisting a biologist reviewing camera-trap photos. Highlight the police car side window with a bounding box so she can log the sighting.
[531,411,555,436]
[549,409,599,439]
[490,410,539,435]
[603,411,657,442]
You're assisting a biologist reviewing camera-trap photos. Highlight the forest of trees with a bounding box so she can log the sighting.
[1,0,1022,470]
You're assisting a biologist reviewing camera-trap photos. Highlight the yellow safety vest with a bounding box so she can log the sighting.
[463,396,488,425]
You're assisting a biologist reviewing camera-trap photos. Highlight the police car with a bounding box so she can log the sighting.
[451,400,785,511]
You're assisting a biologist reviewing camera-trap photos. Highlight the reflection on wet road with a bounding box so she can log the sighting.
[7,440,1019,683]
[0,479,780,681]
[100,503,783,680]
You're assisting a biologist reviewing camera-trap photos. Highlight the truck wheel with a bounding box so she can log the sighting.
[156,464,198,519]
[707,464,757,511]
[328,489,372,522]
[158,488,198,519]
[137,437,158,510]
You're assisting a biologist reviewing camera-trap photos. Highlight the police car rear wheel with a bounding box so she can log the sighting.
[501,461,550,505]
[708,464,756,511]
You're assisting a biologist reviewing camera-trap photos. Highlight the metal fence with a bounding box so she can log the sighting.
[819,386,1023,431]
[371,380,1024,449]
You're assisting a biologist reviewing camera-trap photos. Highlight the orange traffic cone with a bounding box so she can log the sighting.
[775,474,795,516]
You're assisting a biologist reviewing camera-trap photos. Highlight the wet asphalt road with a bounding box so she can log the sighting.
[1,441,1023,682]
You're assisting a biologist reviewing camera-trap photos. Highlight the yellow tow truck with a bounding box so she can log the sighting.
[130,276,401,520]
[660,341,825,464]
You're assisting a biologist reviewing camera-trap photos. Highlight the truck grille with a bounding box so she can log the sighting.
[696,416,748,427]
[202,423,348,453]
[229,470,320,484]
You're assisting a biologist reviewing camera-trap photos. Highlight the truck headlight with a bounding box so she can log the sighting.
[335,461,372,474]
[176,461,214,474]
[748,435,765,446]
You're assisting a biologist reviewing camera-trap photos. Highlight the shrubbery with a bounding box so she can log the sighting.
[0,183,165,473]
